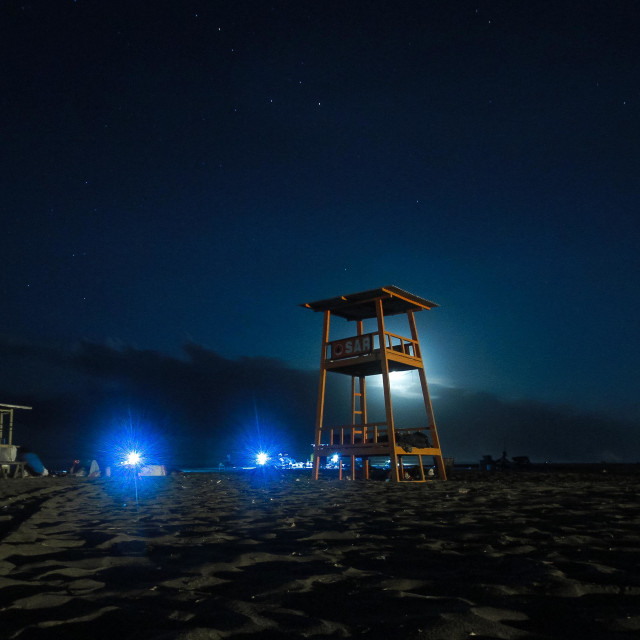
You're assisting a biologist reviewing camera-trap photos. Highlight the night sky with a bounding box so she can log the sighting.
[2,1,639,466]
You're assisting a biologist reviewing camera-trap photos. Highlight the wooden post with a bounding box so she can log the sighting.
[376,298,399,481]
[8,409,13,447]
[313,310,331,480]
[408,310,447,480]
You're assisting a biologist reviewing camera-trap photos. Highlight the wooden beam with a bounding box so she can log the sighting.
[313,309,331,480]
[408,310,447,480]
[376,298,399,482]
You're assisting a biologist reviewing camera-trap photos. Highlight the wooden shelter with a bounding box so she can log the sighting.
[0,403,32,478]
[302,286,447,481]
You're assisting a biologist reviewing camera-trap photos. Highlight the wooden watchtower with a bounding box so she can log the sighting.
[302,286,447,482]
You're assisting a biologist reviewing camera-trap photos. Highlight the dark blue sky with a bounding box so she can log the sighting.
[1,1,638,463]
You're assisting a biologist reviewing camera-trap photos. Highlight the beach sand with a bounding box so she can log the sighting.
[1,470,639,639]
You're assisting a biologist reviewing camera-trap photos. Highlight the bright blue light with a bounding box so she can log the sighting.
[331,453,339,463]
[233,403,292,468]
[125,450,143,467]
[97,411,168,478]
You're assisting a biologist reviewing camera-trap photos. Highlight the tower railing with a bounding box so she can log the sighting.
[383,332,421,358]
[324,332,421,361]
[316,423,436,448]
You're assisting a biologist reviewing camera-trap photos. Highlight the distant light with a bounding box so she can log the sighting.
[256,452,269,466]
[125,451,142,466]
[331,454,339,463]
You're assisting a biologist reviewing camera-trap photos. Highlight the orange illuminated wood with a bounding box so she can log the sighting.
[312,310,331,480]
[302,286,447,482]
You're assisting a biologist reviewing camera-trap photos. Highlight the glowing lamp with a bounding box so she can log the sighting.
[331,453,339,464]
[125,451,142,466]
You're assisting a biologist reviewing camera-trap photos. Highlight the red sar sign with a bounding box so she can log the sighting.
[330,333,375,359]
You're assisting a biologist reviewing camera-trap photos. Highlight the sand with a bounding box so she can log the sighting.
[1,470,639,639]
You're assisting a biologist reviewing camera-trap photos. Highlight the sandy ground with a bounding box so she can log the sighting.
[1,471,639,639]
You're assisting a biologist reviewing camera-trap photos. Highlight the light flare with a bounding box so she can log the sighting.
[124,450,143,466]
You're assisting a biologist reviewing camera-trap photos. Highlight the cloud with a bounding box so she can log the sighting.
[321,376,640,464]
[1,336,637,468]
[0,337,317,467]
[409,387,640,464]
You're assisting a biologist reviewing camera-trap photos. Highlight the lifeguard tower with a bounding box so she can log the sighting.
[302,286,447,482]
[0,403,32,478]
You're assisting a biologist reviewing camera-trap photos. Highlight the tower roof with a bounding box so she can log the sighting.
[301,285,438,321]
